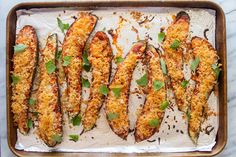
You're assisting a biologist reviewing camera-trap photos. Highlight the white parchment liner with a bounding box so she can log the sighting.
[14,7,218,153]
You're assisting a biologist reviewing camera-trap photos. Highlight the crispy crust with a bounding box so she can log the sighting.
[82,31,112,131]
[134,45,167,142]
[11,25,38,135]
[163,11,190,112]
[62,13,97,118]
[37,34,62,147]
[105,41,146,139]
[188,37,219,144]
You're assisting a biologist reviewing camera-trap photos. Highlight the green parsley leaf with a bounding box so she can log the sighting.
[29,98,36,106]
[160,100,169,110]
[186,110,191,121]
[170,39,180,49]
[99,84,109,96]
[82,51,91,72]
[27,119,33,129]
[11,74,20,85]
[136,73,148,87]
[153,80,165,91]
[190,57,200,72]
[62,56,72,66]
[32,112,39,118]
[149,118,159,127]
[160,58,167,75]
[107,112,119,121]
[181,80,189,88]
[82,77,90,88]
[69,134,79,142]
[71,115,82,126]
[52,134,62,143]
[56,50,62,60]
[112,88,121,98]
[158,32,165,43]
[115,56,124,64]
[14,44,28,53]
[45,60,56,74]
[57,17,70,34]
[212,63,221,80]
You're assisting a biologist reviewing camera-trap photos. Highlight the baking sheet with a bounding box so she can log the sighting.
[14,7,218,153]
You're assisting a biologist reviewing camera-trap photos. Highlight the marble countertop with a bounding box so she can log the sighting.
[0,0,235,156]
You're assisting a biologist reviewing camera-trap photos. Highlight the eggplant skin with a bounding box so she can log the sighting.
[11,25,38,135]
[62,12,98,118]
[105,40,146,140]
[82,31,112,131]
[163,11,190,112]
[188,36,219,144]
[37,34,62,147]
[135,45,167,142]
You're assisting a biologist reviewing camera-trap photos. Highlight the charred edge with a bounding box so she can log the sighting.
[176,11,190,22]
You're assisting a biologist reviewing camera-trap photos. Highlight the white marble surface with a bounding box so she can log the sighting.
[0,0,235,156]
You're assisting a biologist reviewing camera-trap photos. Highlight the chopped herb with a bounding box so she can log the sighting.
[158,32,165,43]
[149,118,159,127]
[107,112,119,121]
[32,112,39,117]
[99,84,109,96]
[190,57,200,72]
[82,51,91,72]
[181,80,189,88]
[71,115,82,126]
[102,27,106,31]
[45,60,56,74]
[69,134,79,142]
[186,110,191,121]
[57,17,70,34]
[170,39,180,49]
[62,56,72,66]
[29,98,36,106]
[14,44,28,53]
[115,56,124,64]
[160,100,169,110]
[27,119,33,129]
[212,63,221,80]
[153,80,165,91]
[112,88,121,98]
[52,134,62,143]
[136,73,148,87]
[82,77,90,88]
[160,58,167,74]
[11,74,20,85]
[56,50,62,60]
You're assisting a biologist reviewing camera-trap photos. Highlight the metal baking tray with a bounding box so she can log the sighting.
[6,1,227,156]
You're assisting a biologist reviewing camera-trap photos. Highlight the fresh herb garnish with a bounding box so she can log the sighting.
[99,84,109,96]
[29,98,36,106]
[82,77,90,88]
[190,57,200,72]
[149,118,159,127]
[107,112,119,121]
[158,32,165,43]
[136,73,148,87]
[57,17,70,34]
[160,100,169,110]
[56,50,62,60]
[186,110,191,121]
[69,134,79,142]
[160,58,167,75]
[153,80,165,91]
[14,44,28,53]
[82,51,91,72]
[112,88,121,98]
[52,134,62,143]
[71,115,82,126]
[212,63,221,80]
[115,56,124,64]
[181,80,189,88]
[11,74,20,85]
[45,60,56,74]
[62,56,72,66]
[27,119,33,129]
[170,39,180,49]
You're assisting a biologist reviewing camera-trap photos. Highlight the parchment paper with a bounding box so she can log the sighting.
[15,7,218,153]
